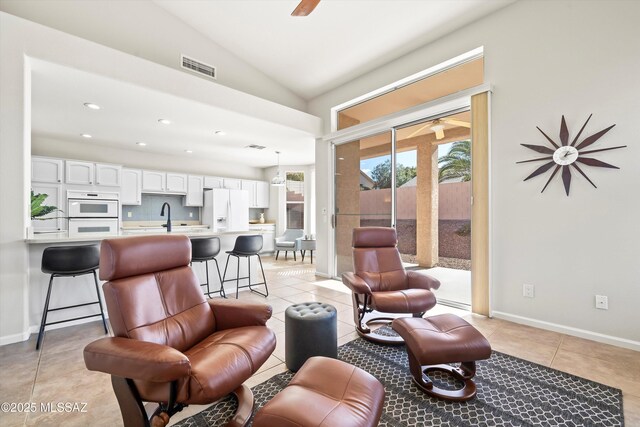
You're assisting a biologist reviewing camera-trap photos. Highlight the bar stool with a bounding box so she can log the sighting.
[190,237,225,298]
[222,235,268,299]
[37,245,108,350]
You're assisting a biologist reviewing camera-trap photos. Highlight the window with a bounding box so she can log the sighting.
[334,51,484,131]
[286,172,304,229]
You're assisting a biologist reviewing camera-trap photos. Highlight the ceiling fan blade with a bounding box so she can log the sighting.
[406,123,431,139]
[291,0,320,16]
[435,128,445,140]
[562,165,571,196]
[442,118,471,128]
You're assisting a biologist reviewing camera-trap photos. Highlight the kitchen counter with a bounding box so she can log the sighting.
[26,228,255,244]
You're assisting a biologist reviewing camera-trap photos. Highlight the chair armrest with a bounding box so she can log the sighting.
[84,337,191,382]
[209,299,273,331]
[407,270,441,291]
[275,236,285,243]
[342,272,372,295]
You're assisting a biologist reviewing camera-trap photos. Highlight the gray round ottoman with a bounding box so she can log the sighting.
[285,302,337,371]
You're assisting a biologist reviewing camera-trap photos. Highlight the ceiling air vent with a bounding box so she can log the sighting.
[245,144,267,150]
[181,55,216,79]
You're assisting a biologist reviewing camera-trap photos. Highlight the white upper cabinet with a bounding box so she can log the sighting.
[95,163,122,187]
[142,170,166,192]
[223,178,242,190]
[166,173,188,193]
[31,157,63,184]
[241,180,257,207]
[184,175,204,207]
[256,181,270,208]
[241,180,270,208]
[121,168,142,205]
[203,176,224,189]
[66,160,95,185]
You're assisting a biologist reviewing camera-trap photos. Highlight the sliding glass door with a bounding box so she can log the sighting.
[334,131,393,276]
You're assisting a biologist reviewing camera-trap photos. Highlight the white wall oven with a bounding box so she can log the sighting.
[67,191,119,236]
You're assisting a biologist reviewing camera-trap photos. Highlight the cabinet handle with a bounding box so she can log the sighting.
[57,179,61,183]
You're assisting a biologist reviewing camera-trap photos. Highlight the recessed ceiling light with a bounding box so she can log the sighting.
[136,142,147,146]
[338,157,345,160]
[81,134,92,138]
[83,102,101,110]
[158,119,171,125]
[214,130,225,136]
[185,149,193,154]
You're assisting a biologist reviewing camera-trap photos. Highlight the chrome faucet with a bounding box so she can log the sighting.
[160,202,172,232]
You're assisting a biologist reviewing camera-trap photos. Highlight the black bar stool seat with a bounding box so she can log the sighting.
[37,245,108,350]
[190,237,225,298]
[222,235,269,299]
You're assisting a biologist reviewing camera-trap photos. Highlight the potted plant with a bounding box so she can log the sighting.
[31,190,63,220]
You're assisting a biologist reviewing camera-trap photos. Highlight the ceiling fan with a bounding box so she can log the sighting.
[407,117,471,140]
[291,0,320,16]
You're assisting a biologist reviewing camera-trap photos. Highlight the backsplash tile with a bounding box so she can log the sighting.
[122,194,200,222]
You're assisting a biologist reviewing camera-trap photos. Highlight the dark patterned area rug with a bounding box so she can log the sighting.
[175,338,624,426]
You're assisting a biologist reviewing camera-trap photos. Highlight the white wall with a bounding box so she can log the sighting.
[0,0,306,111]
[33,137,264,180]
[308,0,640,347]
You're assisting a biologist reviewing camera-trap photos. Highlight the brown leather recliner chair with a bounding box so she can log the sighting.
[83,235,276,427]
[342,227,441,345]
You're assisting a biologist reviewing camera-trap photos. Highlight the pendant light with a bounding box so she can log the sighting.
[271,151,286,186]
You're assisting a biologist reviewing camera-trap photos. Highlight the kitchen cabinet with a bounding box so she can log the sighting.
[32,157,63,183]
[203,176,224,189]
[142,170,166,192]
[184,175,204,207]
[166,173,187,193]
[241,180,257,207]
[66,160,95,185]
[121,168,142,205]
[31,183,65,231]
[256,181,270,208]
[223,178,242,190]
[249,224,275,253]
[241,180,270,208]
[95,163,122,186]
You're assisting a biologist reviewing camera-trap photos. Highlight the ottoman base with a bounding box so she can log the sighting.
[408,351,478,401]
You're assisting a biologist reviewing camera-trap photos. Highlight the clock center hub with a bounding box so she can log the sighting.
[553,146,579,166]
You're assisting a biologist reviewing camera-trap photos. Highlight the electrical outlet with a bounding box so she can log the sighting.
[523,284,535,298]
[127,211,132,218]
[189,212,193,218]
[595,295,608,310]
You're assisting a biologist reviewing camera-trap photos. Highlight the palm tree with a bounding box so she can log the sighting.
[438,140,471,182]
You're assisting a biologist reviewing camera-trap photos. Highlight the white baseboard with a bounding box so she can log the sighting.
[492,311,640,352]
[314,272,332,279]
[0,330,31,346]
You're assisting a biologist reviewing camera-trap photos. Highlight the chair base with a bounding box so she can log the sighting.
[356,317,405,345]
[111,377,254,427]
[408,351,478,402]
[352,293,424,346]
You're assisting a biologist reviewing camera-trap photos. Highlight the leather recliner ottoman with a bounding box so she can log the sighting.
[392,314,491,401]
[253,356,385,427]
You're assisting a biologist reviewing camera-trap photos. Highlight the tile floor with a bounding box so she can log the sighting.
[0,256,638,426]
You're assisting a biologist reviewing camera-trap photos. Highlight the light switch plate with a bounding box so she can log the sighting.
[595,295,608,310]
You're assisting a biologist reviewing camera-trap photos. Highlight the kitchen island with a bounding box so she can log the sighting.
[26,228,270,335]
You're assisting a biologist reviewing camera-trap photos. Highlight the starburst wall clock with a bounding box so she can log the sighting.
[518,114,626,196]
